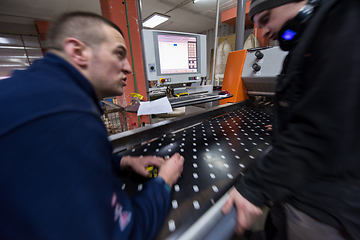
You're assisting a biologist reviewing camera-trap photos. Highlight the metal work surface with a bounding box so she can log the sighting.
[109,101,247,153]
[115,101,273,239]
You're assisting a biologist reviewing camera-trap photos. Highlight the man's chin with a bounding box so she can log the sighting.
[103,91,123,99]
[114,88,124,97]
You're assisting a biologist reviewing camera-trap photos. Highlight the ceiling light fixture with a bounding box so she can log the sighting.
[193,0,200,3]
[143,12,170,28]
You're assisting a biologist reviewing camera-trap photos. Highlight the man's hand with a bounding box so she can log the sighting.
[221,188,263,235]
[120,155,164,177]
[265,125,272,132]
[158,153,184,188]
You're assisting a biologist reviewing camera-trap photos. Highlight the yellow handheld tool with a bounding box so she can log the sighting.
[175,92,189,97]
[146,165,158,178]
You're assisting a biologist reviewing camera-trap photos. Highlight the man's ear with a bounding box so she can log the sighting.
[63,38,91,68]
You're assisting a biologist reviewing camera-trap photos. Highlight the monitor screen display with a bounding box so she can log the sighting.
[142,29,206,85]
[157,34,198,74]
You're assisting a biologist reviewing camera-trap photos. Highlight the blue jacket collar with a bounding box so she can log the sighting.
[44,52,103,114]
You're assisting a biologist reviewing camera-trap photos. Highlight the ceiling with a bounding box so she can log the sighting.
[140,0,239,33]
[0,0,247,34]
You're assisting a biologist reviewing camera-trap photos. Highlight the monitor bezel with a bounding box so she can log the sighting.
[153,31,201,76]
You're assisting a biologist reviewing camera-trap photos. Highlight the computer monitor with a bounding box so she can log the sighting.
[142,29,207,85]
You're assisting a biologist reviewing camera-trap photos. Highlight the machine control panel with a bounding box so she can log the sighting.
[159,78,171,83]
[252,63,261,72]
[149,63,156,72]
[255,50,264,59]
[158,76,200,85]
[242,46,288,94]
[188,76,200,80]
[242,47,287,77]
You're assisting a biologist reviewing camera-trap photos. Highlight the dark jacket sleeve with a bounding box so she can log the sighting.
[56,112,171,240]
[0,110,170,240]
[111,153,123,174]
[235,0,360,208]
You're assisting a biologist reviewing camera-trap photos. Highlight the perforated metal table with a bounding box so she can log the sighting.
[110,100,273,239]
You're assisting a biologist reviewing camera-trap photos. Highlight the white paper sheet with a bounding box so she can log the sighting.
[137,97,173,116]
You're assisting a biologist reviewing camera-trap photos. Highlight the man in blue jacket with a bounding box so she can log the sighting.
[0,12,184,239]
[222,0,360,239]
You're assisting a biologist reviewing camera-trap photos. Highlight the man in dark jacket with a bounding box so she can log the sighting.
[222,0,360,239]
[0,12,184,240]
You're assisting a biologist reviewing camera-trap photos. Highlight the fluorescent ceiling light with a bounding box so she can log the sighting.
[0,46,41,50]
[193,0,200,3]
[0,64,29,67]
[0,37,10,44]
[143,12,170,28]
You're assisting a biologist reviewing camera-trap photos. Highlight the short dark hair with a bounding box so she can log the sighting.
[46,11,124,51]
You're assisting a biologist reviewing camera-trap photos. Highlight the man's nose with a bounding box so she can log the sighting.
[123,59,132,74]
[262,27,270,37]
